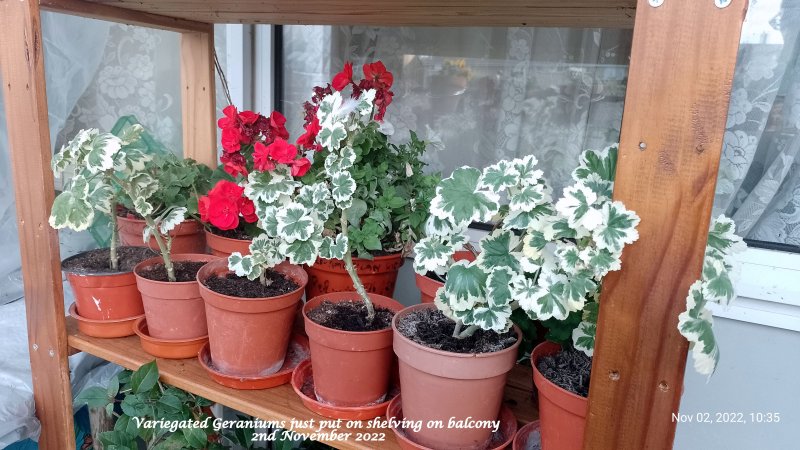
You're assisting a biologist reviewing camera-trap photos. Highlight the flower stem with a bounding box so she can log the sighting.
[452,320,463,338]
[109,200,119,271]
[145,216,175,282]
[457,325,480,339]
[340,209,375,322]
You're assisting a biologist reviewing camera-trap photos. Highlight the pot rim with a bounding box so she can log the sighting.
[133,253,220,286]
[68,302,144,324]
[311,252,405,264]
[531,341,590,405]
[203,228,254,244]
[392,303,522,359]
[303,291,401,336]
[61,247,157,277]
[196,258,308,302]
[134,317,208,345]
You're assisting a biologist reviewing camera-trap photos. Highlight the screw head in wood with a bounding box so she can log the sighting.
[649,0,665,7]
[715,0,732,8]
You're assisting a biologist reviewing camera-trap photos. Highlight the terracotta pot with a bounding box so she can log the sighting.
[414,250,476,304]
[134,254,219,340]
[302,292,403,407]
[198,259,307,377]
[118,215,206,254]
[204,229,252,257]
[304,253,404,299]
[62,251,144,321]
[392,303,521,450]
[513,420,541,450]
[69,303,142,338]
[531,341,588,450]
[134,317,208,359]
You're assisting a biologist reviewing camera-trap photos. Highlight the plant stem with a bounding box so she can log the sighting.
[457,325,480,339]
[452,320,463,338]
[259,270,267,286]
[145,216,175,282]
[109,200,119,271]
[340,209,375,322]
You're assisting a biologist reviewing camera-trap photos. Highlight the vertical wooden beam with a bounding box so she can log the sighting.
[180,25,218,167]
[0,1,75,448]
[584,0,747,449]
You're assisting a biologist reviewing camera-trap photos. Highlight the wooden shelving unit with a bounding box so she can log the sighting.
[0,0,750,448]
[66,317,537,450]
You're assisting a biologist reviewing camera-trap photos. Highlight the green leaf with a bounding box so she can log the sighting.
[678,281,719,376]
[49,189,94,232]
[442,261,487,312]
[572,145,618,182]
[476,230,522,272]
[280,238,321,266]
[276,203,315,242]
[430,167,499,226]
[330,171,356,204]
[158,207,186,235]
[478,160,519,192]
[592,201,640,253]
[413,236,455,275]
[106,375,120,399]
[319,234,349,260]
[85,132,122,174]
[486,266,516,309]
[129,360,159,394]
[75,386,110,408]
[572,321,597,356]
[555,184,602,231]
[182,427,208,448]
[113,415,139,438]
[120,393,151,417]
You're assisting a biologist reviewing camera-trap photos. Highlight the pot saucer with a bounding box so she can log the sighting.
[512,420,541,450]
[69,303,143,338]
[291,359,399,420]
[134,317,208,359]
[386,395,517,450]
[198,334,309,390]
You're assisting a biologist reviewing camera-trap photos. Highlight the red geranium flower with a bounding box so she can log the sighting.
[332,62,354,91]
[238,197,258,223]
[218,105,239,129]
[220,152,248,177]
[291,157,311,177]
[221,127,242,153]
[209,180,245,203]
[363,61,393,89]
[296,116,321,150]
[198,196,210,222]
[268,111,290,141]
[253,141,276,172]
[267,138,298,164]
[207,200,239,230]
[238,110,259,125]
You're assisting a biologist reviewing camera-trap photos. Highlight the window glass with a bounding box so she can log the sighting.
[714,0,800,249]
[282,26,632,196]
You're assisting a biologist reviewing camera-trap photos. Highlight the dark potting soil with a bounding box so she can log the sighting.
[396,308,517,354]
[202,271,299,298]
[536,347,592,397]
[62,247,156,274]
[307,300,395,332]
[210,226,252,241]
[136,261,208,282]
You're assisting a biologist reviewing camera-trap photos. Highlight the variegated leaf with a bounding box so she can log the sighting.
[413,236,455,275]
[330,171,356,204]
[572,321,597,357]
[430,167,500,226]
[229,253,262,280]
[280,238,322,266]
[478,160,519,192]
[319,234,349,260]
[158,207,186,235]
[442,261,487,312]
[556,184,603,231]
[572,145,618,182]
[249,234,284,268]
[85,133,122,174]
[678,281,719,376]
[276,203,315,243]
[592,201,640,253]
[475,230,522,272]
[471,304,513,333]
[49,189,94,231]
[245,171,297,204]
[486,266,516,309]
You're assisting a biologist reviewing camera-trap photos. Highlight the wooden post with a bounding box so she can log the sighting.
[180,26,218,167]
[0,1,75,449]
[585,0,747,449]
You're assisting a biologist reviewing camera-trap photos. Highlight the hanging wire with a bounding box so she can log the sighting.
[213,48,233,106]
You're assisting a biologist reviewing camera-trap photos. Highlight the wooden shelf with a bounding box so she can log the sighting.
[66,317,537,450]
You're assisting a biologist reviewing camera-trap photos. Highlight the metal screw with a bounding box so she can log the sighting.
[639,142,647,151]
[715,0,732,8]
[609,370,620,381]
[649,0,665,7]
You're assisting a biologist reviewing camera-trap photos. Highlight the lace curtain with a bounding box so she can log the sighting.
[714,0,800,247]
[282,26,632,196]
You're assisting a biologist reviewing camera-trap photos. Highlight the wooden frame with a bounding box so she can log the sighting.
[0,0,747,449]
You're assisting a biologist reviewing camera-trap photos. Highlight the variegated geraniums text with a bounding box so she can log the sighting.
[414,146,640,347]
[50,125,199,282]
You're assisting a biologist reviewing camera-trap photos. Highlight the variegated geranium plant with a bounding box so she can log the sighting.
[415,145,744,375]
[50,125,194,282]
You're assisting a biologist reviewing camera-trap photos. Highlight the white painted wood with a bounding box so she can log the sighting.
[253,25,275,113]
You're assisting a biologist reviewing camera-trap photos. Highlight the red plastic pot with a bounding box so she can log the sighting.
[204,229,252,257]
[198,259,307,377]
[63,251,144,321]
[392,303,521,450]
[304,253,404,299]
[134,254,219,340]
[414,250,476,303]
[302,292,403,407]
[531,341,588,450]
[118,215,206,254]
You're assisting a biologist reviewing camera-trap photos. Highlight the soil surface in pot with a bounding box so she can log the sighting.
[63,247,156,274]
[209,225,252,240]
[536,347,591,397]
[307,300,394,332]
[137,261,208,282]
[397,309,517,354]
[202,271,299,298]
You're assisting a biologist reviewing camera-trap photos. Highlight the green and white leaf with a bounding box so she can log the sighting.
[248,234,284,268]
[430,167,499,226]
[318,122,347,151]
[245,171,297,204]
[512,154,543,187]
[701,258,735,304]
[579,246,621,278]
[678,281,719,376]
[478,160,519,192]
[276,202,315,243]
[572,145,618,182]
[512,276,548,319]
[556,184,603,231]
[554,242,583,275]
[142,224,154,244]
[503,204,553,231]
[424,215,462,237]
[324,146,357,175]
[413,236,455,276]
[471,304,513,333]
[49,188,94,231]
[158,207,186,235]
[433,288,455,321]
[475,230,522,272]
[228,253,261,280]
[87,180,114,214]
[319,234,349,260]
[280,238,322,266]
[509,183,549,212]
[560,272,596,312]
[330,171,356,204]
[442,261,487,312]
[572,320,597,357]
[706,215,747,259]
[592,201,640,253]
[485,266,516,309]
[85,132,122,174]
